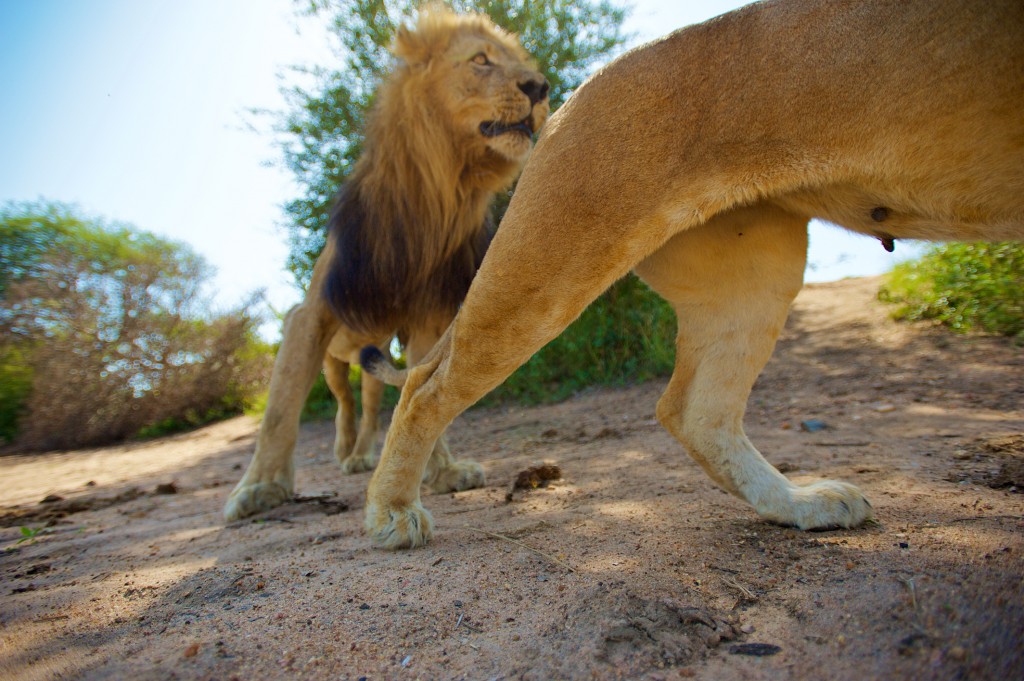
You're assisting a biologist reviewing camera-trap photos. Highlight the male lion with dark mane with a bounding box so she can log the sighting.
[224,9,549,521]
[360,0,1023,548]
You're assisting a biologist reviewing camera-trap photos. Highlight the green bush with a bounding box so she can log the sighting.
[879,242,1024,338]
[0,344,33,443]
[299,366,401,422]
[485,274,677,404]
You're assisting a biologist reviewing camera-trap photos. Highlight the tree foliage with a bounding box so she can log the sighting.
[276,0,630,287]
[0,201,272,450]
[879,242,1024,339]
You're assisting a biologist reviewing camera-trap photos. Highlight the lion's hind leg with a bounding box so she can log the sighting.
[342,369,385,474]
[324,353,358,465]
[635,204,872,530]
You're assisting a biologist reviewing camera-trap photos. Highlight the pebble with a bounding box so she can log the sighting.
[729,643,781,656]
[800,419,828,433]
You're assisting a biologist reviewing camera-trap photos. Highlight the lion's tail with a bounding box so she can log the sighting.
[360,345,408,387]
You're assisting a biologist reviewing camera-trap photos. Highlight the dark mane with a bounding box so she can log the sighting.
[323,182,493,336]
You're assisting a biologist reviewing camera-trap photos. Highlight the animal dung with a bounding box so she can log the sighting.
[506,463,562,501]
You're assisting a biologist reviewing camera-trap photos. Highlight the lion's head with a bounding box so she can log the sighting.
[386,9,550,169]
[325,9,550,336]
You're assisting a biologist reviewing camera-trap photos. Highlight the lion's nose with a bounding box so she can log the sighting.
[518,77,550,106]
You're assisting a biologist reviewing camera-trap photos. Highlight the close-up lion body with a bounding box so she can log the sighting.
[362,0,1024,548]
[224,9,549,522]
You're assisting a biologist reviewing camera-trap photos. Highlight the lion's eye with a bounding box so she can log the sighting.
[471,52,490,66]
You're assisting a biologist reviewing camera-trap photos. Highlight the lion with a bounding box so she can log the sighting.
[358,0,1024,548]
[223,8,549,521]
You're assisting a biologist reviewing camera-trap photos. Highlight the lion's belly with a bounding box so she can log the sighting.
[773,182,1024,244]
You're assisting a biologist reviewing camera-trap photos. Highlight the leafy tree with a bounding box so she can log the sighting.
[0,201,272,450]
[276,0,631,287]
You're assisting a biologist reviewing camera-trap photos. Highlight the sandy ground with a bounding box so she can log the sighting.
[1,276,1022,681]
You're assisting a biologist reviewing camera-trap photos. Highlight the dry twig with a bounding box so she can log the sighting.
[463,525,575,573]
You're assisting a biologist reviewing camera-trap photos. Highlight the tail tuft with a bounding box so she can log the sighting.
[360,345,408,387]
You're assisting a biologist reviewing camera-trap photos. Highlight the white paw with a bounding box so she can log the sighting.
[224,481,292,522]
[760,480,873,530]
[425,460,486,494]
[339,451,377,474]
[364,499,434,549]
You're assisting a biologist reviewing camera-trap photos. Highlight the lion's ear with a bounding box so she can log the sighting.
[393,23,429,65]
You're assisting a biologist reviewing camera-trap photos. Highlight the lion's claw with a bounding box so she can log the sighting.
[339,451,377,474]
[425,460,485,494]
[365,499,434,549]
[224,481,292,522]
[760,480,873,530]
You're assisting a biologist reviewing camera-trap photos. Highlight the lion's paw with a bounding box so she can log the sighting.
[765,480,873,530]
[224,481,292,522]
[338,451,377,475]
[364,499,434,549]
[426,460,485,494]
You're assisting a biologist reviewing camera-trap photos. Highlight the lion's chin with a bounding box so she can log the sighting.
[484,133,533,162]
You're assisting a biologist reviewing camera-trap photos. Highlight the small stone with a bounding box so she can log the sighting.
[729,643,781,656]
[800,419,828,433]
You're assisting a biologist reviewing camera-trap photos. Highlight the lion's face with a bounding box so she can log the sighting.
[394,15,550,165]
[442,32,550,162]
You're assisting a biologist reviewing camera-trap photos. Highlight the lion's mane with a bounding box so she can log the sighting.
[324,11,528,336]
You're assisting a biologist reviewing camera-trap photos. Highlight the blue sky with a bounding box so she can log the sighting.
[1,1,918,339]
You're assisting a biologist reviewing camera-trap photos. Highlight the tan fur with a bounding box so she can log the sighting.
[360,0,1024,548]
[225,9,548,522]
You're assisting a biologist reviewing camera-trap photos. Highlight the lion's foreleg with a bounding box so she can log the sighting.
[363,347,448,549]
[406,326,485,494]
[638,205,872,529]
[225,290,339,521]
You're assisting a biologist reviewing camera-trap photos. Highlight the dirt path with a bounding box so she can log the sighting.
[2,276,1022,680]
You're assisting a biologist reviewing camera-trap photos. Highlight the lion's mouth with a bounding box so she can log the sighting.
[480,117,534,138]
